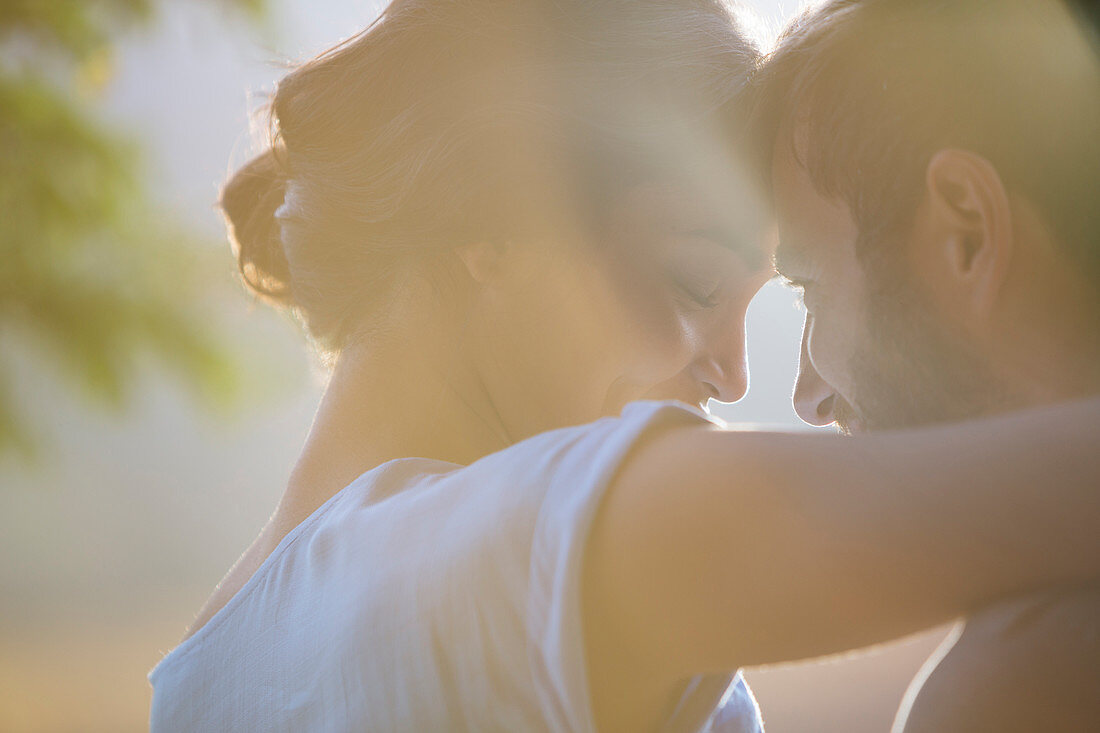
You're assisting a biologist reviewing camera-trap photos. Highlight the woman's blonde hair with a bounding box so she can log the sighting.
[222,0,758,354]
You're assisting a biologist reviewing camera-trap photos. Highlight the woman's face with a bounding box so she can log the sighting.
[471,177,774,439]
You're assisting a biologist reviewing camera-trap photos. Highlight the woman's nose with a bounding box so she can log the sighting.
[792,316,837,426]
[693,315,749,404]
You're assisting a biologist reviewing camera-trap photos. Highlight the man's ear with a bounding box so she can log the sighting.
[454,240,508,285]
[922,149,1014,320]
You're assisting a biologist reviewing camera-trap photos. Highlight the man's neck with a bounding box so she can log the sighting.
[992,304,1100,408]
[990,227,1100,406]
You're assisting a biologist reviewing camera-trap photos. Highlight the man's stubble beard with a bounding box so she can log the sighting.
[840,271,1015,433]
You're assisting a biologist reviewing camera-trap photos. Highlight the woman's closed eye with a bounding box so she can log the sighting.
[666,230,745,310]
[668,247,728,309]
[671,268,723,309]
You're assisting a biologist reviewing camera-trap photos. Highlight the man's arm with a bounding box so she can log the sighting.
[584,398,1100,681]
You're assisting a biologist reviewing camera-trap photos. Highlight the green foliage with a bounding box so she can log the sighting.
[0,1,154,60]
[0,1,265,458]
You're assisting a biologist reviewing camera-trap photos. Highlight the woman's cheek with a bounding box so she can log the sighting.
[593,256,685,370]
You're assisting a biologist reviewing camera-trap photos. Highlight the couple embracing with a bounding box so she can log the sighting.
[150,1,1100,730]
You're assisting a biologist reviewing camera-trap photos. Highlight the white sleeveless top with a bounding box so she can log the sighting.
[149,401,763,732]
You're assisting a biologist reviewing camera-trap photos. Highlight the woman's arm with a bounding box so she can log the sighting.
[583,398,1100,678]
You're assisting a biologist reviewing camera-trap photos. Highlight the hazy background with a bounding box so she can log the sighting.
[0,1,946,730]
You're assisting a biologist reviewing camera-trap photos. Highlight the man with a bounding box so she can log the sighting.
[753,0,1100,729]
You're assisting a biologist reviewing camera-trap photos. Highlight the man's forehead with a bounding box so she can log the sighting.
[770,127,822,215]
[770,135,857,272]
[770,146,822,273]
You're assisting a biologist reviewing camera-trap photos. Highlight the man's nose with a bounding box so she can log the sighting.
[792,316,837,426]
[693,313,749,404]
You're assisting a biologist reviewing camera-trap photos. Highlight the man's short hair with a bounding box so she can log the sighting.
[749,0,1100,282]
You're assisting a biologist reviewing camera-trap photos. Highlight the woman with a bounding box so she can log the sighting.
[149,1,1100,731]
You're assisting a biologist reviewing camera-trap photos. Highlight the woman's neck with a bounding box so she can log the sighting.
[280,337,513,522]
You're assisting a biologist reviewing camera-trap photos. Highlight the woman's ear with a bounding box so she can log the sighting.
[454,241,508,285]
[921,149,1014,321]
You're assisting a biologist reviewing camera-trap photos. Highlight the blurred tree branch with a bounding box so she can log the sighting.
[0,0,265,459]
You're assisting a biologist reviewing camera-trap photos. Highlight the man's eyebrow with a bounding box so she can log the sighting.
[773,239,813,277]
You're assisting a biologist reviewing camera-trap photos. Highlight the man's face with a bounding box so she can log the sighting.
[771,140,1007,432]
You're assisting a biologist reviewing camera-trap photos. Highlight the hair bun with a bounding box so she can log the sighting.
[221,148,293,306]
